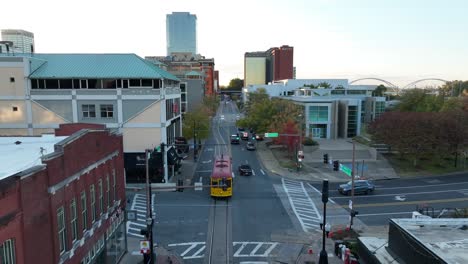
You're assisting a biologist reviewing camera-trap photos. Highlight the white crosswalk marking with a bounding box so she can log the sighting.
[168,241,280,259]
[126,193,155,237]
[282,178,322,232]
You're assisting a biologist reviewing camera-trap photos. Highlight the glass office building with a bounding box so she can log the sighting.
[166,12,197,55]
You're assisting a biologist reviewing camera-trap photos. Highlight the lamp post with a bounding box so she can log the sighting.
[146,217,154,264]
[319,179,329,264]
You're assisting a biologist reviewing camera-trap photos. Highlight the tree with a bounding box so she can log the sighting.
[278,119,300,156]
[227,78,244,90]
[440,80,468,97]
[202,95,219,116]
[317,82,332,89]
[182,107,210,140]
[372,85,387,97]
[396,89,444,112]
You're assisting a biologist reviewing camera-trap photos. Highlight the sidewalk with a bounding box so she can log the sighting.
[256,139,399,182]
[119,236,183,263]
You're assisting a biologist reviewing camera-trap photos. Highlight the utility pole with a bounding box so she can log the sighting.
[350,140,356,229]
[318,179,329,264]
[145,149,154,264]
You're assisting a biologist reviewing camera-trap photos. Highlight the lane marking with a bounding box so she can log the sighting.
[252,170,256,176]
[376,181,468,190]
[330,188,468,199]
[353,197,468,208]
[260,169,265,175]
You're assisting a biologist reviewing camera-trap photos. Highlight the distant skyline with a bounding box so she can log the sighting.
[1,0,467,86]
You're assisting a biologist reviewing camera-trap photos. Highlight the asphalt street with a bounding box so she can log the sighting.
[311,174,468,225]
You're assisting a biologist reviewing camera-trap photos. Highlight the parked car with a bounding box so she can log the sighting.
[338,180,375,195]
[238,164,253,176]
[238,127,245,132]
[246,142,256,151]
[230,134,240,144]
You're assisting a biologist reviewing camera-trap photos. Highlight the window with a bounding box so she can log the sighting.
[100,104,113,118]
[141,79,152,87]
[0,239,16,264]
[81,191,87,231]
[80,79,88,89]
[82,104,96,118]
[347,106,358,138]
[9,77,15,83]
[309,106,329,122]
[112,169,116,202]
[122,79,129,88]
[70,199,78,241]
[57,207,67,253]
[59,79,73,89]
[129,79,140,87]
[12,106,18,112]
[106,175,110,209]
[45,79,59,89]
[98,180,103,215]
[90,185,96,222]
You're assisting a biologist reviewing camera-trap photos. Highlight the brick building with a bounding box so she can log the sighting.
[0,123,126,264]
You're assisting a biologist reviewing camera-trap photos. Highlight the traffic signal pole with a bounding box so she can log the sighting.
[145,149,154,264]
[350,140,356,229]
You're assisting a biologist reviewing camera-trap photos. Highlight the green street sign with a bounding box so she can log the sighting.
[340,164,352,177]
[264,132,279,138]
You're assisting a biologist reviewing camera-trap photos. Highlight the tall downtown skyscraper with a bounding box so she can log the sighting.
[1,29,35,53]
[166,12,197,56]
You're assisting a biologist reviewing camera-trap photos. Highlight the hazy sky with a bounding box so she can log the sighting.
[1,0,467,86]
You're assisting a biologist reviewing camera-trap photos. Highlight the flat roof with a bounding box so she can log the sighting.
[0,134,68,180]
[392,218,468,264]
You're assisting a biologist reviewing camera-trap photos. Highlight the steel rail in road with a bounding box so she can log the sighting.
[206,199,231,264]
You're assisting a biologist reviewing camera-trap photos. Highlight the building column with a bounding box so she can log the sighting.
[117,89,123,133]
[72,90,78,122]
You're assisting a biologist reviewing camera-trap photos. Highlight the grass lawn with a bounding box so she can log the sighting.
[384,153,468,176]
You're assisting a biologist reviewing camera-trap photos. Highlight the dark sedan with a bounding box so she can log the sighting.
[338,180,375,195]
[238,164,253,176]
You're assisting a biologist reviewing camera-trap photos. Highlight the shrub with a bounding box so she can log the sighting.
[303,137,318,146]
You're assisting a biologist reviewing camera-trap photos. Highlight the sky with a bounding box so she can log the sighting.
[1,0,467,87]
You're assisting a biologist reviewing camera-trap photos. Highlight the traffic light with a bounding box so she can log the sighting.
[323,154,329,164]
[160,142,165,153]
[333,160,339,171]
[351,210,359,217]
[251,133,256,140]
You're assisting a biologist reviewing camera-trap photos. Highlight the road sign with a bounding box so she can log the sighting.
[264,132,279,138]
[348,200,353,209]
[340,164,352,177]
[140,240,150,254]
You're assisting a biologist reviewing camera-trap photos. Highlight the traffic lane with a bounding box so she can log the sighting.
[318,180,468,198]
[232,160,294,242]
[328,187,468,206]
[153,191,211,249]
[331,198,468,226]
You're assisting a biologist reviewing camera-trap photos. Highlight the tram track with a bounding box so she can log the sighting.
[206,198,231,264]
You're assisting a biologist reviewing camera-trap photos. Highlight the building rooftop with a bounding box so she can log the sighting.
[392,218,468,264]
[0,134,68,180]
[0,53,179,80]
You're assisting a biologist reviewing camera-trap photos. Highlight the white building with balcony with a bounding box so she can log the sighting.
[0,53,181,183]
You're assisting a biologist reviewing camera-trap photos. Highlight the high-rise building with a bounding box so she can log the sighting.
[244,45,294,87]
[1,29,35,53]
[244,52,267,87]
[268,45,294,81]
[166,12,197,56]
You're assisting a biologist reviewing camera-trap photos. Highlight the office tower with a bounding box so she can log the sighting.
[166,12,197,56]
[244,52,267,86]
[1,29,35,53]
[268,45,294,82]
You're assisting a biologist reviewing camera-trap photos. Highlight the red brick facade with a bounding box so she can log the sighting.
[0,124,126,264]
[271,45,294,81]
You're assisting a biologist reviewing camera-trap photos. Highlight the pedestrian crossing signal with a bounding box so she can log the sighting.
[333,160,339,171]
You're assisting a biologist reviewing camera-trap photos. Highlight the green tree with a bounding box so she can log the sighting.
[317,82,332,89]
[182,107,210,140]
[440,80,468,97]
[202,95,219,116]
[227,78,244,90]
[396,89,444,112]
[372,85,387,96]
